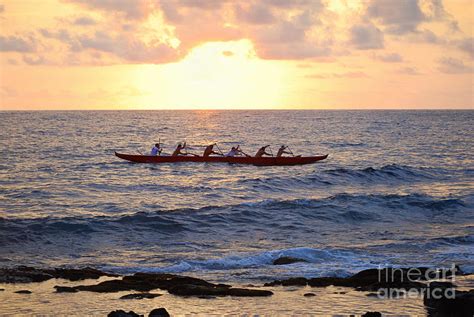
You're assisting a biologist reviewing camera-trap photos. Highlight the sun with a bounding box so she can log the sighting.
[130,39,291,109]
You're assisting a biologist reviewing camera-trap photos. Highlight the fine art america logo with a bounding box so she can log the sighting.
[375,264,458,299]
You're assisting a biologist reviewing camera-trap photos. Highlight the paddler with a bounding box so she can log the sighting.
[150,143,162,156]
[172,142,186,156]
[225,145,249,157]
[203,144,221,157]
[255,145,272,157]
[276,145,291,157]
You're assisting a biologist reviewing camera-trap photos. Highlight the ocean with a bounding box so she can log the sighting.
[1,110,473,285]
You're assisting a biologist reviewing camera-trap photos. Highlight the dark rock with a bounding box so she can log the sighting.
[0,266,116,283]
[0,288,4,291]
[1,266,53,283]
[424,289,474,317]
[70,272,272,297]
[167,284,273,297]
[273,257,307,265]
[44,267,118,281]
[308,277,350,287]
[120,293,162,300]
[361,312,381,317]
[264,277,308,287]
[148,308,170,317]
[264,267,446,293]
[303,293,316,297]
[14,290,32,294]
[107,310,143,317]
[54,286,78,293]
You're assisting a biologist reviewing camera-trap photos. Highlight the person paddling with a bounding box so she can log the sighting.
[172,142,186,156]
[255,145,272,157]
[203,144,221,157]
[225,145,250,157]
[150,143,162,156]
[277,145,292,157]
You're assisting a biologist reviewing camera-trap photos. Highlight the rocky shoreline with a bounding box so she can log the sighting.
[1,264,473,316]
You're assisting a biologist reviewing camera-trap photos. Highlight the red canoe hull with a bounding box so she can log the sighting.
[115,152,328,166]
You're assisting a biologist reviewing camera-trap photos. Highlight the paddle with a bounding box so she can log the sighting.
[158,138,162,156]
[214,143,225,156]
[267,145,274,157]
[286,146,295,157]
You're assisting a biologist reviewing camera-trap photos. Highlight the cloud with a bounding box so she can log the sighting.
[39,28,71,41]
[0,35,35,52]
[349,23,384,50]
[76,31,178,63]
[73,16,97,25]
[454,37,474,58]
[397,66,421,75]
[234,3,275,24]
[66,0,151,20]
[437,57,473,74]
[375,52,403,62]
[366,0,425,34]
[23,55,46,65]
[307,71,368,79]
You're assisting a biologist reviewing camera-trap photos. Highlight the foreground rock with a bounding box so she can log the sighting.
[0,266,117,283]
[273,257,307,265]
[120,293,162,300]
[424,289,474,317]
[14,290,32,294]
[148,308,170,317]
[361,312,381,317]
[59,272,272,298]
[264,267,461,293]
[108,310,143,317]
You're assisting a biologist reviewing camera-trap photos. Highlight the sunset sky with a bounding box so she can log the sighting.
[0,0,472,110]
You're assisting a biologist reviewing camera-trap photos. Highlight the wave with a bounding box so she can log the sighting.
[0,193,470,245]
[236,164,443,191]
[103,247,375,278]
[323,164,438,181]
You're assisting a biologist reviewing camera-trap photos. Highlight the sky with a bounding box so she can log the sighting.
[0,0,472,110]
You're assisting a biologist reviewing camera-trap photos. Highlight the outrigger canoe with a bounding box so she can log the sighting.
[115,152,328,166]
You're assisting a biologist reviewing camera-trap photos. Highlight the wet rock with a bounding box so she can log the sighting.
[303,292,316,297]
[0,266,53,283]
[148,308,170,317]
[71,272,272,297]
[264,277,308,287]
[167,284,273,297]
[107,310,143,317]
[14,290,32,294]
[120,293,162,300]
[44,267,118,281]
[0,266,116,283]
[265,267,444,292]
[424,289,474,317]
[54,286,78,293]
[273,257,307,265]
[361,312,381,317]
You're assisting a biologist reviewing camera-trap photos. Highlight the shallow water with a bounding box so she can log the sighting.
[0,110,473,284]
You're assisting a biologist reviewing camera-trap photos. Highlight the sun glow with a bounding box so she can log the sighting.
[131,40,291,109]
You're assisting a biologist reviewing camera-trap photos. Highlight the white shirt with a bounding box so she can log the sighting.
[225,149,237,157]
[151,146,160,156]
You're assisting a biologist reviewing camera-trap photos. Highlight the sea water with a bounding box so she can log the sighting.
[1,110,473,284]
